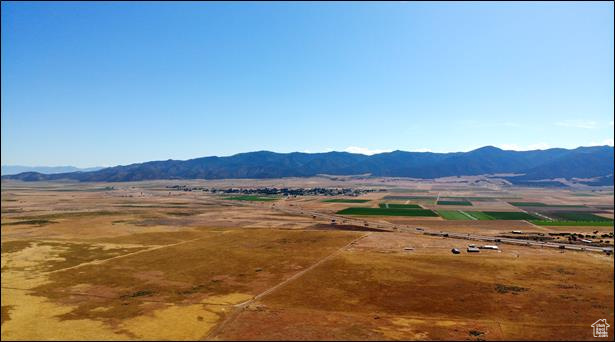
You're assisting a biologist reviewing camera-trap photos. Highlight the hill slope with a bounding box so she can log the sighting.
[2,146,613,184]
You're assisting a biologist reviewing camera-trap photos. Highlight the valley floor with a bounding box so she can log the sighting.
[1,178,613,340]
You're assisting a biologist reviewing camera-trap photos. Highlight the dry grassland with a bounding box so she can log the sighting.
[1,179,613,340]
[220,233,614,341]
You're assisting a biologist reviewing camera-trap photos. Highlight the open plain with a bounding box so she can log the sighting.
[1,177,613,340]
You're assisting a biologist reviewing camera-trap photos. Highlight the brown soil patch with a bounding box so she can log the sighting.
[310,223,390,232]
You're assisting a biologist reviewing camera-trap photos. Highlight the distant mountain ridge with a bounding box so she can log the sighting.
[1,165,104,176]
[2,146,613,185]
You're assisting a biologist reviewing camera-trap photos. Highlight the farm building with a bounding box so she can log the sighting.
[481,245,499,250]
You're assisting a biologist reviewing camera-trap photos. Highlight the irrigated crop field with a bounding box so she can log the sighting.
[378,203,422,209]
[1,177,613,341]
[549,212,613,221]
[436,210,474,220]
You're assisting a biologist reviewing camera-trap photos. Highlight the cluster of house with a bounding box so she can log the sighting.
[451,244,499,254]
[166,185,377,197]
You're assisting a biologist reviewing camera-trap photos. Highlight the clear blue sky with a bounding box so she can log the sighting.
[1,2,613,167]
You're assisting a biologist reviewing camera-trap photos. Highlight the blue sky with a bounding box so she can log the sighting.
[1,2,613,167]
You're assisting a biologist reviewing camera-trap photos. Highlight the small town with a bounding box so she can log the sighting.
[166,185,381,196]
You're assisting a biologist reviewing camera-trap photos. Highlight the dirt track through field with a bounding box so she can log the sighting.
[45,236,209,275]
[205,232,372,340]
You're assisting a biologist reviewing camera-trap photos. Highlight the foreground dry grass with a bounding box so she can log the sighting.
[1,229,359,340]
[1,179,613,340]
[217,233,614,340]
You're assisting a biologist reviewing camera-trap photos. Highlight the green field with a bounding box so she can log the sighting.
[439,210,606,222]
[530,220,614,227]
[459,211,494,220]
[436,210,473,220]
[482,211,539,220]
[322,199,370,203]
[378,203,422,209]
[336,207,438,217]
[224,195,279,201]
[437,200,472,206]
[462,197,498,202]
[549,212,613,222]
[508,202,586,208]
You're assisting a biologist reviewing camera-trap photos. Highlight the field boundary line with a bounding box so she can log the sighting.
[523,219,550,232]
[45,236,207,275]
[459,210,477,220]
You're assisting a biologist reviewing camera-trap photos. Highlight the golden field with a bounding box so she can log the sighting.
[2,178,613,340]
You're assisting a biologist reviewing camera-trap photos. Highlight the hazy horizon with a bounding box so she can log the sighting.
[2,2,613,168]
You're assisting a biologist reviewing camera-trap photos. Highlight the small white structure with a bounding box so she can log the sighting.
[467,246,480,253]
[481,245,499,250]
[512,230,523,234]
[580,239,592,243]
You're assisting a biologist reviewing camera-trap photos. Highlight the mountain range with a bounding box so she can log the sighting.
[2,146,613,185]
[1,165,104,176]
